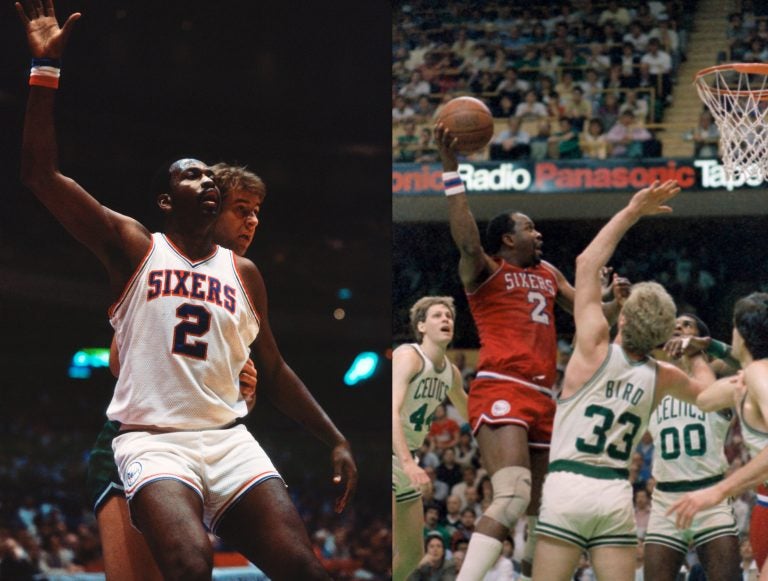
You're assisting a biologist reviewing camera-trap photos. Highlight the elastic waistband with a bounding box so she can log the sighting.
[655,474,724,493]
[118,416,246,435]
[475,371,556,398]
[548,459,629,480]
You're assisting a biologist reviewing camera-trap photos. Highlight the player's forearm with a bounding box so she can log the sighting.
[446,194,484,258]
[392,418,416,468]
[20,87,60,190]
[696,374,735,412]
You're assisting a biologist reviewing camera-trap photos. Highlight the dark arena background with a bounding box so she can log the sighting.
[0,1,392,579]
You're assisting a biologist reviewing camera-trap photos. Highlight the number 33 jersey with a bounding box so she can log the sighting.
[550,344,657,471]
[107,233,260,429]
[467,260,558,388]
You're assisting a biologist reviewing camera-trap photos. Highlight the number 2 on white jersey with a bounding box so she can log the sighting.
[527,291,550,324]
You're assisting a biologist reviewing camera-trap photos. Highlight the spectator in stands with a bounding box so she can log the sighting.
[617,42,640,87]
[490,47,511,76]
[422,506,451,548]
[599,22,623,56]
[415,127,439,163]
[635,3,657,30]
[555,70,578,109]
[395,119,419,162]
[529,23,548,48]
[585,43,611,75]
[605,110,652,157]
[425,466,450,504]
[436,449,464,490]
[538,44,562,80]
[740,538,760,580]
[619,88,649,122]
[451,28,476,63]
[529,120,553,160]
[462,45,492,76]
[464,486,483,519]
[451,465,478,506]
[580,118,609,160]
[496,67,530,104]
[563,86,592,130]
[450,509,477,552]
[548,117,581,159]
[580,67,605,107]
[551,22,576,54]
[490,116,531,160]
[537,74,560,106]
[492,94,517,119]
[428,404,461,451]
[685,110,720,158]
[514,90,548,121]
[470,70,497,95]
[418,437,441,471]
[408,533,457,581]
[635,430,655,483]
[560,44,588,80]
[413,96,437,123]
[743,37,768,62]
[442,495,463,535]
[513,46,541,82]
[649,17,680,64]
[454,432,480,471]
[624,21,650,52]
[641,38,673,100]
[502,25,529,57]
[399,70,432,101]
[393,95,416,124]
[726,12,750,60]
[598,0,632,30]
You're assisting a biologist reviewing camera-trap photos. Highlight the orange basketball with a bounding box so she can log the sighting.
[437,96,494,154]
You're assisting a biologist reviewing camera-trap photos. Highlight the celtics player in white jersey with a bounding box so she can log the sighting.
[532,181,713,581]
[393,296,468,580]
[644,313,740,580]
[17,3,356,579]
[670,293,768,581]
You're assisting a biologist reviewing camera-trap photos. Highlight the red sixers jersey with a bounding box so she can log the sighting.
[467,260,559,388]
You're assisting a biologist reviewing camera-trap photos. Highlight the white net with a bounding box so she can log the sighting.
[695,65,768,183]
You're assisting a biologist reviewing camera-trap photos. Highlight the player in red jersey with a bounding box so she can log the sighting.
[435,124,627,581]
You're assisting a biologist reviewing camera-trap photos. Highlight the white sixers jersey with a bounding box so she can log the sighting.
[649,396,731,483]
[550,344,657,470]
[107,233,260,429]
[399,344,454,452]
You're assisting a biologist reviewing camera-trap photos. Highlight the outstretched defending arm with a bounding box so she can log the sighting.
[237,258,358,513]
[434,123,496,290]
[17,0,150,293]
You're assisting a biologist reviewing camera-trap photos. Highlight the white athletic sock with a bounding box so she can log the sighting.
[456,532,503,581]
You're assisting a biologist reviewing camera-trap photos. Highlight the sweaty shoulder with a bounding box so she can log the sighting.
[232,255,266,303]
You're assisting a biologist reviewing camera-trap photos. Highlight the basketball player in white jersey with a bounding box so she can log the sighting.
[531,180,713,581]
[644,313,740,580]
[17,3,355,579]
[393,296,468,580]
[669,292,768,581]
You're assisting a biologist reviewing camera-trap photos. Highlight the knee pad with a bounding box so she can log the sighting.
[484,466,532,529]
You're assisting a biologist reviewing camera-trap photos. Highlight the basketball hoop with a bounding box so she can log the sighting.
[694,63,768,183]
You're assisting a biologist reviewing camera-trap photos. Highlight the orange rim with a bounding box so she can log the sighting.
[695,63,768,100]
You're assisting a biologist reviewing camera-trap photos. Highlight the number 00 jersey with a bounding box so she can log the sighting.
[649,396,731,486]
[106,233,260,430]
[467,260,558,388]
[550,344,657,473]
[398,343,455,452]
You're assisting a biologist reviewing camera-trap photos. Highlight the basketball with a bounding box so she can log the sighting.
[437,96,494,154]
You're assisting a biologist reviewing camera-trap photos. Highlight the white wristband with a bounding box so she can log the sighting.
[442,171,465,196]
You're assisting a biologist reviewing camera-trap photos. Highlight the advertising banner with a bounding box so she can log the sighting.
[392,159,765,196]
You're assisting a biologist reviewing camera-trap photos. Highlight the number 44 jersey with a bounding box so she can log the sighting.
[550,344,657,472]
[107,233,260,430]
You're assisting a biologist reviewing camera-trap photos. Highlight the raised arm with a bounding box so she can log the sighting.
[392,345,431,489]
[17,0,149,293]
[434,123,497,290]
[237,258,357,513]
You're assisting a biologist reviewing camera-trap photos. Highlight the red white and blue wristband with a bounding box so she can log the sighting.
[442,171,466,196]
[29,58,61,89]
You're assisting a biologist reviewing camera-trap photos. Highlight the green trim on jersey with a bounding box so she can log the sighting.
[655,473,724,492]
